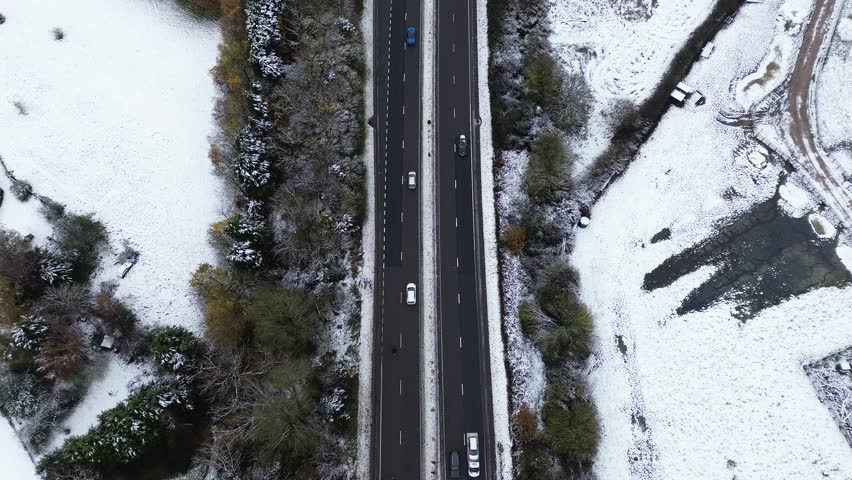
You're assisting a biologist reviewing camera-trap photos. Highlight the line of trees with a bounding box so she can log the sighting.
[170,0,368,478]
[487,0,601,477]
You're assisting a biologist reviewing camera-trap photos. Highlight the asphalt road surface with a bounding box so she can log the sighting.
[371,0,423,476]
[435,0,496,477]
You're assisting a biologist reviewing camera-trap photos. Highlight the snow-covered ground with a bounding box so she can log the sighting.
[571,0,852,478]
[43,357,149,453]
[735,0,812,108]
[0,0,223,332]
[0,172,52,243]
[495,151,548,418]
[0,419,38,480]
[549,0,716,170]
[420,0,440,474]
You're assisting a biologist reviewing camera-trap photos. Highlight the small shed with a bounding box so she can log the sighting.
[670,89,687,104]
[100,334,116,351]
[837,359,852,374]
[701,42,716,59]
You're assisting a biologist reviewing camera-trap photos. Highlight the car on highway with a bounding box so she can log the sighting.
[449,450,461,479]
[406,26,416,46]
[406,283,417,305]
[408,171,416,189]
[466,433,480,477]
[456,134,468,157]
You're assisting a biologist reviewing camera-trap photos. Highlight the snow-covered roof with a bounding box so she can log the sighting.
[701,42,716,59]
[100,335,115,350]
[670,89,687,102]
[676,81,696,94]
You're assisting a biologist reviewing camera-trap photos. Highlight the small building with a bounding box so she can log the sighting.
[670,89,687,105]
[100,334,116,351]
[690,92,707,107]
[837,359,852,374]
[701,42,716,59]
[677,82,696,94]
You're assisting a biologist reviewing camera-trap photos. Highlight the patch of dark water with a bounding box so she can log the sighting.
[642,194,850,320]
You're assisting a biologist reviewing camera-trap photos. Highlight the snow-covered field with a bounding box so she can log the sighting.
[571,0,852,478]
[0,0,222,471]
[548,0,716,170]
[0,0,223,332]
[0,419,38,480]
[43,357,150,453]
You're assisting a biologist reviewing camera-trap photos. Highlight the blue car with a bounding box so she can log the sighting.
[406,26,416,46]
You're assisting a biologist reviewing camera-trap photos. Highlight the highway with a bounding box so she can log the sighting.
[370,0,423,476]
[435,0,496,477]
[371,0,495,476]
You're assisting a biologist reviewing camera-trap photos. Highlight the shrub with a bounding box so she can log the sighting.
[244,286,320,355]
[38,197,66,223]
[549,73,592,136]
[537,294,593,364]
[37,248,74,285]
[513,404,539,445]
[536,259,579,308]
[533,259,593,363]
[41,284,92,317]
[252,359,319,467]
[204,295,244,349]
[95,290,137,336]
[190,264,246,348]
[11,314,49,351]
[523,46,563,108]
[0,229,44,302]
[516,441,556,480]
[34,319,86,381]
[52,213,107,283]
[175,0,222,18]
[10,178,33,201]
[542,382,599,463]
[501,224,527,256]
[517,300,537,338]
[525,131,572,204]
[45,381,191,468]
[150,326,198,374]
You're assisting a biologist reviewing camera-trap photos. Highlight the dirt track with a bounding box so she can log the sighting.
[787,0,852,227]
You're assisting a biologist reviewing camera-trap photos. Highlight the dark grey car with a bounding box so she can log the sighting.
[449,450,461,479]
[457,134,468,157]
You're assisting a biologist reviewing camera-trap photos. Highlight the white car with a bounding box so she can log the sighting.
[406,283,416,305]
[466,432,480,477]
[408,171,416,189]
